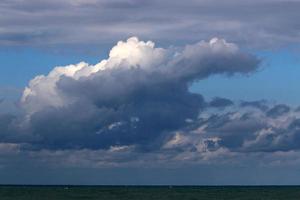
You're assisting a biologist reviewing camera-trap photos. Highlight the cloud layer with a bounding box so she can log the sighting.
[1,0,300,49]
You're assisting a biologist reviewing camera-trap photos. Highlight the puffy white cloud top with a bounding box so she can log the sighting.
[21,37,259,114]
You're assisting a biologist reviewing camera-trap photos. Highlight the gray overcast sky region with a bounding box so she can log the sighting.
[0,0,300,49]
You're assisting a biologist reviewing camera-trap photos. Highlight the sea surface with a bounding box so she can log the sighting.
[1,186,300,200]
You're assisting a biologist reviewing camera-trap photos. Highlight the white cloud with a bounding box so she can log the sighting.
[21,37,259,115]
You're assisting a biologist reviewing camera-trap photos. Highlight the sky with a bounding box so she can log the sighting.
[1,0,300,185]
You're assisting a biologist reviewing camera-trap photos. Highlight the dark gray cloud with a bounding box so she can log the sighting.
[209,97,234,108]
[27,80,204,150]
[0,0,300,49]
[266,104,291,118]
[173,103,300,153]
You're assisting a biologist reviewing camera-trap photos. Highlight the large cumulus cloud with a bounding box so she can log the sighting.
[2,37,300,169]
[1,37,259,151]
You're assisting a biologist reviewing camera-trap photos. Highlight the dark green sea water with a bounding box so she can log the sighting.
[1,186,300,200]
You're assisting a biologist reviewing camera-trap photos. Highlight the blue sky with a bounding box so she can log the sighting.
[193,49,300,105]
[1,0,300,185]
[1,47,299,105]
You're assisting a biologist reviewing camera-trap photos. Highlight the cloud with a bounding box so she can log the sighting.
[0,0,300,49]
[209,97,234,108]
[0,36,258,151]
[266,104,291,118]
[4,37,300,169]
[5,37,300,169]
[167,103,300,154]
[239,100,269,111]
[21,37,258,113]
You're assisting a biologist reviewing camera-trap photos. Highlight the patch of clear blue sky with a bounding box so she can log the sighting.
[191,49,300,106]
[0,46,299,105]
[0,47,107,87]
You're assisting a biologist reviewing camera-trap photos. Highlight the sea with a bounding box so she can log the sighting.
[1,185,300,200]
